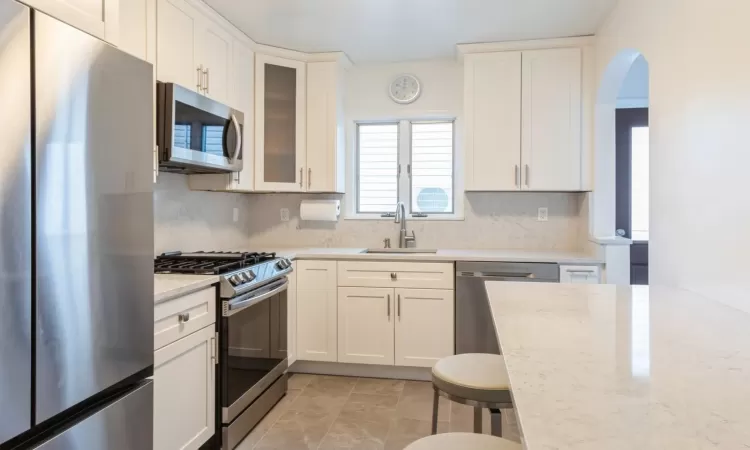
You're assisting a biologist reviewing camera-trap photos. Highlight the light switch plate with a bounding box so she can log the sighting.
[537,207,548,222]
[280,208,290,222]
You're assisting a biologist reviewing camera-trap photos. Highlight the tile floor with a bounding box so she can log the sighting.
[236,374,521,450]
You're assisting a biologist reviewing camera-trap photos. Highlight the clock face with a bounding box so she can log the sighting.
[389,74,421,104]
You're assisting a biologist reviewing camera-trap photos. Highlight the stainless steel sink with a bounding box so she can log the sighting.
[361,248,438,254]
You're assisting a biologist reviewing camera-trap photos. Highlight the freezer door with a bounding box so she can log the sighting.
[34,381,153,450]
[0,1,32,444]
[34,12,155,423]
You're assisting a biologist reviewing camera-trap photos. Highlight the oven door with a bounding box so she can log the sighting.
[220,278,288,423]
[157,82,243,174]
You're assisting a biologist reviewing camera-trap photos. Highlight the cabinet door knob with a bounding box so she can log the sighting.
[390,272,397,280]
[178,312,190,323]
[299,168,303,188]
[196,65,203,92]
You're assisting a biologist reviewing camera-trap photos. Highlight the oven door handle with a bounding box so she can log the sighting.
[225,279,288,317]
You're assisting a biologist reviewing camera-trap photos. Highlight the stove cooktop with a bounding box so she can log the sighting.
[153,251,277,275]
[154,250,293,299]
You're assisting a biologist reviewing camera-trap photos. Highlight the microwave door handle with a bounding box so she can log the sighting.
[230,113,242,162]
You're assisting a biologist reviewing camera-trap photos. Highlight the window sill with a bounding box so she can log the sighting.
[344,214,465,222]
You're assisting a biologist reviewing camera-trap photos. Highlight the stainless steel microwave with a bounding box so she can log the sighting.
[157,82,244,174]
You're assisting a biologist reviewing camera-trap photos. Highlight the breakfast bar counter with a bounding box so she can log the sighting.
[485,282,750,449]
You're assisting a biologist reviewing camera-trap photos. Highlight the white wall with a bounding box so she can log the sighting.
[594,0,750,311]
[617,55,649,108]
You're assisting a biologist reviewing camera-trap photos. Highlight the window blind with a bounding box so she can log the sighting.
[357,123,399,213]
[410,122,454,213]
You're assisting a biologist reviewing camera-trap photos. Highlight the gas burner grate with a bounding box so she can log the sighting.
[154,251,277,275]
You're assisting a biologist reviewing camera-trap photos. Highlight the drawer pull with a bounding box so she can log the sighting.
[390,272,397,280]
[178,313,191,323]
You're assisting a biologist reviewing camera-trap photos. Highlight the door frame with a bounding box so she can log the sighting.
[615,107,649,284]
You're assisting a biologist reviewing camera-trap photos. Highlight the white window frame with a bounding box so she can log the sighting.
[347,118,464,221]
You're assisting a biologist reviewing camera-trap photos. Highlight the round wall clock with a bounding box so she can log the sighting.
[389,74,421,104]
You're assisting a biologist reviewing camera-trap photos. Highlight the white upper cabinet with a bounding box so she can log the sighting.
[22,0,119,44]
[521,48,582,191]
[195,20,231,104]
[464,52,522,191]
[156,0,199,89]
[118,0,154,62]
[306,61,346,193]
[188,37,255,192]
[255,54,307,192]
[156,0,232,102]
[462,43,585,192]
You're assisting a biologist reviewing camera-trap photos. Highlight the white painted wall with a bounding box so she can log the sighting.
[593,0,750,311]
[617,55,649,108]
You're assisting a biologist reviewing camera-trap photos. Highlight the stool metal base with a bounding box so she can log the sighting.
[431,386,513,437]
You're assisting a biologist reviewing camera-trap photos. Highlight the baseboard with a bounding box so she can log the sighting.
[289,360,432,381]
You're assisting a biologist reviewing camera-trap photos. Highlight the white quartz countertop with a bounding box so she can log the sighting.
[485,281,750,449]
[154,274,219,304]
[268,248,601,264]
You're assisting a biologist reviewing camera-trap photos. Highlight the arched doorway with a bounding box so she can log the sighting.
[592,50,650,284]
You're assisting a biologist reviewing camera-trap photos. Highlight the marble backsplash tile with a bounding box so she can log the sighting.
[155,173,587,254]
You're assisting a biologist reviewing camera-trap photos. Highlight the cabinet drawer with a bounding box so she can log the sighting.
[155,286,217,350]
[338,261,454,289]
[559,265,601,284]
[297,260,337,290]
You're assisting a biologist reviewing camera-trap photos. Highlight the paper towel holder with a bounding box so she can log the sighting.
[300,199,340,222]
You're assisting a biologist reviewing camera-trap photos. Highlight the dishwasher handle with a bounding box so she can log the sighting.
[457,271,536,279]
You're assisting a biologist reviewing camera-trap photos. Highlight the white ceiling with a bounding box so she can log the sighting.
[205,0,618,63]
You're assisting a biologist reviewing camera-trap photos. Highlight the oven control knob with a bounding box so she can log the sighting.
[230,275,241,285]
[245,270,256,281]
[276,260,285,270]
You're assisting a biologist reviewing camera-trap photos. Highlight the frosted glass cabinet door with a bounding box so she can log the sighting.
[255,54,306,191]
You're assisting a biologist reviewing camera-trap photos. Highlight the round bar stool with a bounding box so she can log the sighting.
[431,353,512,437]
[405,433,521,450]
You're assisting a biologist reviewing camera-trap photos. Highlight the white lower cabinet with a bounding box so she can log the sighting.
[394,288,454,368]
[287,261,298,365]
[154,325,216,450]
[297,289,337,362]
[337,287,395,365]
[296,260,338,362]
[297,260,455,368]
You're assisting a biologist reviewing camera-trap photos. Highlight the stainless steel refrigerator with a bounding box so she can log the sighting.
[0,2,154,449]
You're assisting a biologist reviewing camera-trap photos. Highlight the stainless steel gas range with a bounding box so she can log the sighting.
[154,251,292,450]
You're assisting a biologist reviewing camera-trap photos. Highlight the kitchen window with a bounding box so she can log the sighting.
[355,120,456,217]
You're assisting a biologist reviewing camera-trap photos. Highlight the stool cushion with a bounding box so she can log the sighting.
[405,433,521,450]
[432,353,512,404]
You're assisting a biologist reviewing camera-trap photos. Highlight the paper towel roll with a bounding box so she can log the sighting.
[300,200,340,221]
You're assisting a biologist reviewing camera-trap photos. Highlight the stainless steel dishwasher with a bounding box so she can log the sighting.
[456,261,559,354]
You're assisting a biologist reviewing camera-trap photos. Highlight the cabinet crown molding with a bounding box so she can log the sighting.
[457,35,595,60]
[253,42,353,67]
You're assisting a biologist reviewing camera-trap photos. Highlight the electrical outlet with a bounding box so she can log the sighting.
[537,207,548,222]
[280,208,290,222]
[232,208,239,223]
